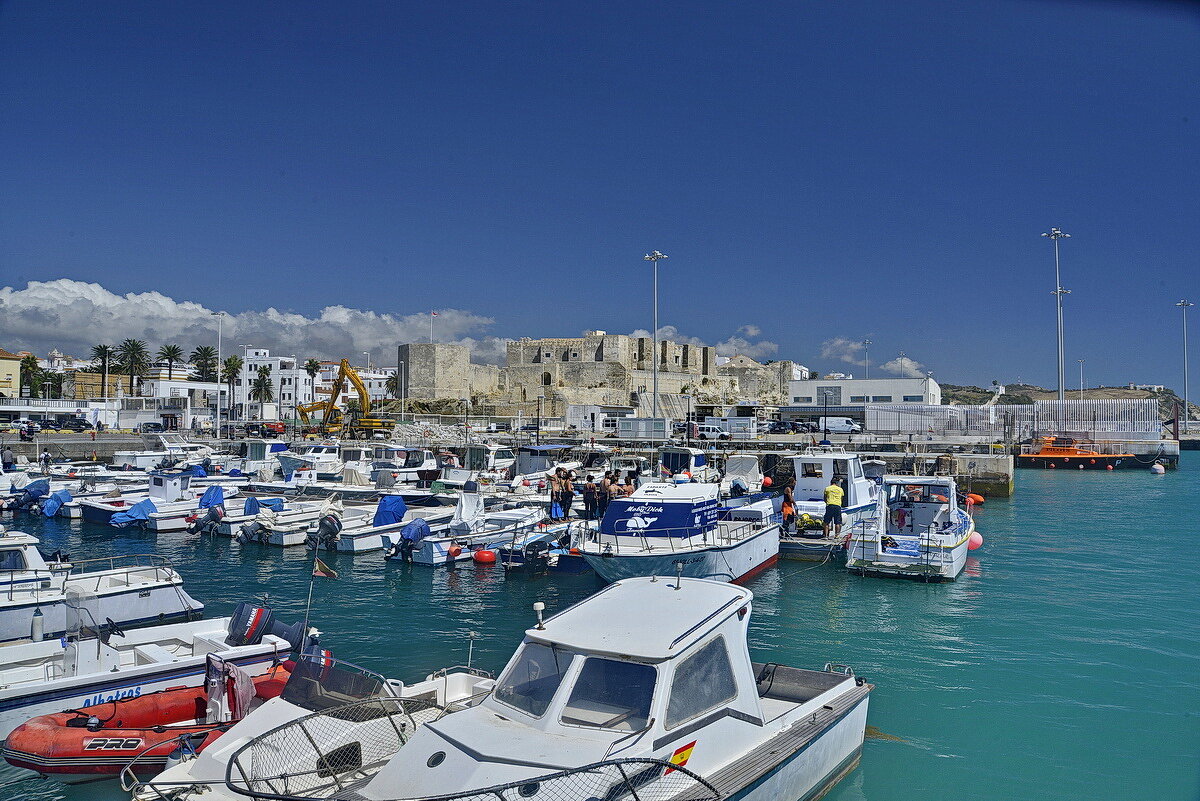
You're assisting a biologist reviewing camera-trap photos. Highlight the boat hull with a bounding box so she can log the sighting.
[0,583,203,645]
[1016,454,1146,470]
[583,526,780,584]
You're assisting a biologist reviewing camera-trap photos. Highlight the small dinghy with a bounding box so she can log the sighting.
[2,656,292,783]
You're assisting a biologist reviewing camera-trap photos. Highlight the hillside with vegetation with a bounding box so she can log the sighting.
[940,382,1197,424]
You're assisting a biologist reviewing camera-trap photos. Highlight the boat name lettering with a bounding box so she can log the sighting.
[82,686,143,707]
[85,737,143,751]
[622,504,665,515]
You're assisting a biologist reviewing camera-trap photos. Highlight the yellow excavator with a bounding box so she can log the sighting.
[296,359,389,438]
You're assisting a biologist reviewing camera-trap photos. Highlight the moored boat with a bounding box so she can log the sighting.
[1017,436,1139,469]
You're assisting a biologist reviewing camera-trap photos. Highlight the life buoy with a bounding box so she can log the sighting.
[423,428,434,438]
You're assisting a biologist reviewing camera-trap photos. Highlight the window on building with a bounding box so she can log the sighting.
[793,396,813,403]
[871,395,892,402]
[849,395,867,403]
[542,372,552,386]
[903,395,923,402]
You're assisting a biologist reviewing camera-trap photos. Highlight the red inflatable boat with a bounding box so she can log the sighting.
[3,663,289,783]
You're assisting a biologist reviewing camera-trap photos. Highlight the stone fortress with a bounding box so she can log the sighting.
[397,331,802,416]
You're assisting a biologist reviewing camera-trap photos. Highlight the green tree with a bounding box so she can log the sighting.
[19,354,43,399]
[157,344,185,380]
[189,345,218,382]
[304,358,321,379]
[249,365,274,404]
[385,373,399,398]
[115,338,150,395]
[221,355,243,412]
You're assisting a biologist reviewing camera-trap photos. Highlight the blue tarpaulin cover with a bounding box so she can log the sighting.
[227,468,243,476]
[244,497,284,515]
[373,495,408,527]
[42,489,72,517]
[269,443,288,453]
[22,478,51,500]
[190,465,208,477]
[111,498,158,528]
[198,486,225,509]
[399,517,430,543]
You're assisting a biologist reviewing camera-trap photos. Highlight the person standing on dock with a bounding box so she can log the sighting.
[1,446,13,473]
[822,478,845,537]
[582,475,598,520]
[560,468,576,520]
[782,477,796,533]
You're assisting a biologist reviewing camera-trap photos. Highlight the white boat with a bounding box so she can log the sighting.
[458,442,516,480]
[276,443,343,481]
[78,472,240,532]
[204,496,327,537]
[193,578,873,801]
[721,452,765,496]
[656,445,720,482]
[307,497,456,554]
[0,602,301,750]
[125,654,496,801]
[779,447,880,561]
[365,444,440,484]
[846,475,976,581]
[111,434,221,472]
[0,527,204,645]
[577,480,780,584]
[383,487,545,565]
[509,444,581,485]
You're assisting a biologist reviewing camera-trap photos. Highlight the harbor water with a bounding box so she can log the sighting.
[2,456,1197,801]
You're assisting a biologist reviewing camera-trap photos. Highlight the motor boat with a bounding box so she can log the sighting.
[77,471,240,531]
[365,444,441,485]
[125,654,496,801]
[306,497,456,554]
[382,485,544,566]
[655,445,720,483]
[846,475,979,581]
[721,453,765,496]
[1017,436,1138,469]
[0,527,204,645]
[0,602,302,771]
[177,578,873,801]
[275,443,344,481]
[779,447,879,561]
[576,478,780,584]
[111,434,223,472]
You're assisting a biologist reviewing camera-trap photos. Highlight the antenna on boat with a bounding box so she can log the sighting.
[467,630,478,668]
[674,561,684,590]
[533,601,546,629]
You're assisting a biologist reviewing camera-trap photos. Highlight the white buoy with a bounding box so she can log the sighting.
[30,607,44,642]
[1150,463,1166,475]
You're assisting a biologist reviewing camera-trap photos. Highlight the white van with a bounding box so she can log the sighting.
[818,416,862,434]
[694,424,732,441]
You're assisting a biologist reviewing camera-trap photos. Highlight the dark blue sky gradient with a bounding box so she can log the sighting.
[1,1,1197,386]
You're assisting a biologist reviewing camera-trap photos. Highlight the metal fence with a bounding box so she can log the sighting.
[865,399,1163,439]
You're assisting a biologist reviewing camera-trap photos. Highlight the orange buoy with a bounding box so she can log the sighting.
[967,532,984,550]
[762,477,773,487]
[966,493,985,505]
[1105,465,1114,470]
[473,549,496,564]
[448,545,463,558]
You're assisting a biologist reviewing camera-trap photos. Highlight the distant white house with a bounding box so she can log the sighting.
[786,376,941,408]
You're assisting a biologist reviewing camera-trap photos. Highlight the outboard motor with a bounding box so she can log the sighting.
[237,520,268,544]
[386,518,430,562]
[226,602,305,650]
[522,539,552,573]
[188,504,225,535]
[306,514,343,551]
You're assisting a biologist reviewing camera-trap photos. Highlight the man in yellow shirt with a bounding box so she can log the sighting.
[823,479,846,537]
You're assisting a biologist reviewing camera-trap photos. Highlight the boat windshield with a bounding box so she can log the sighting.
[661,451,691,474]
[560,657,655,731]
[403,451,426,468]
[494,642,574,718]
[279,655,390,712]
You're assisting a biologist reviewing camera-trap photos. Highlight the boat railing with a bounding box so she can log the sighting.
[0,554,179,601]
[222,696,461,800]
[226,754,718,801]
[120,729,218,795]
[578,520,764,555]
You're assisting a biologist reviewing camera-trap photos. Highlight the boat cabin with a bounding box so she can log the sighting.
[881,476,961,535]
[600,481,721,538]
[0,528,55,582]
[461,444,516,473]
[147,470,194,502]
[514,445,576,478]
[788,448,876,512]
[657,446,717,482]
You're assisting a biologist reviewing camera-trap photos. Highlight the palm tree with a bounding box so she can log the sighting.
[90,344,115,397]
[189,345,218,382]
[115,338,150,395]
[157,344,185,380]
[304,358,321,379]
[221,355,243,413]
[19,355,42,399]
[385,373,399,398]
[249,365,275,404]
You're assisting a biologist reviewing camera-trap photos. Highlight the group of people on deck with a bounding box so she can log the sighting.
[780,475,846,537]
[548,468,638,521]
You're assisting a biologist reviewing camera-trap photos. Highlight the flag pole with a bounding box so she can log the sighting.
[302,548,318,636]
[429,311,434,344]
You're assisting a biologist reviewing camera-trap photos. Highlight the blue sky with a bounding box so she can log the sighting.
[1,1,1197,387]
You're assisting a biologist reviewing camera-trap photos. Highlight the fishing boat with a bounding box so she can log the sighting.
[576,479,780,584]
[366,444,440,484]
[0,528,204,645]
[0,603,302,761]
[1017,436,1138,469]
[125,654,497,801]
[196,577,872,801]
[779,447,879,560]
[382,486,545,565]
[77,471,239,531]
[2,657,291,783]
[845,476,979,581]
[721,453,765,496]
[656,445,720,482]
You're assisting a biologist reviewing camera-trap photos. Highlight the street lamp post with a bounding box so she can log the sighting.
[863,339,872,380]
[643,251,668,419]
[239,345,251,422]
[1041,227,1071,429]
[211,311,225,437]
[1078,359,1085,400]
[537,395,544,446]
[1179,300,1194,433]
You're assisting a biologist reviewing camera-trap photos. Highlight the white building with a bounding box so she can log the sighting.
[315,363,394,408]
[786,376,941,410]
[235,349,316,421]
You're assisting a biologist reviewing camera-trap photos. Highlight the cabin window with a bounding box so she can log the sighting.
[0,549,26,571]
[496,450,514,460]
[801,462,823,478]
[665,637,738,729]
[495,643,573,718]
[404,451,426,468]
[560,657,655,731]
[661,451,690,475]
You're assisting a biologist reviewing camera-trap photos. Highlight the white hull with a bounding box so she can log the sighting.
[584,525,780,584]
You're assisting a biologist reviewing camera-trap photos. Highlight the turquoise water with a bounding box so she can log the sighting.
[3,458,1197,801]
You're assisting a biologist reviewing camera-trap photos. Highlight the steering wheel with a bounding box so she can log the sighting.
[105,617,126,638]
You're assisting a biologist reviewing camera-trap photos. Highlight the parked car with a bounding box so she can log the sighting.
[519,424,539,432]
[139,422,165,434]
[219,424,247,439]
[485,422,510,432]
[54,418,93,432]
[695,424,732,441]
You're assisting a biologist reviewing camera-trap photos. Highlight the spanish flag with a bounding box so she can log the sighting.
[312,557,338,579]
[664,740,696,774]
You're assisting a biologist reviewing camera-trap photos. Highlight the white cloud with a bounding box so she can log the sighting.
[0,279,503,365]
[879,355,928,378]
[628,324,780,361]
[820,337,868,367]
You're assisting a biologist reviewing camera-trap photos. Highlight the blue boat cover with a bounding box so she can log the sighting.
[374,495,408,527]
[227,468,243,476]
[22,478,51,500]
[244,496,259,515]
[269,443,288,452]
[111,498,158,528]
[42,489,72,517]
[399,518,431,543]
[198,486,225,509]
[600,495,720,538]
[190,465,208,477]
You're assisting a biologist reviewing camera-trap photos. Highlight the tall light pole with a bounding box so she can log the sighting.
[863,339,872,380]
[644,251,668,419]
[239,344,251,422]
[211,311,225,436]
[1041,227,1071,429]
[537,395,544,446]
[363,351,370,371]
[1077,359,1085,400]
[1179,300,1194,433]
